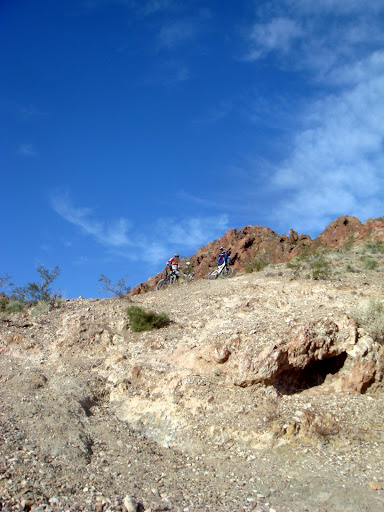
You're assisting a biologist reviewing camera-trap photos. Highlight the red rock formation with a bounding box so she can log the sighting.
[131,215,384,295]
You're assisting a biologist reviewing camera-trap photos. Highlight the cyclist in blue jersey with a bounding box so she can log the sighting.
[218,247,231,266]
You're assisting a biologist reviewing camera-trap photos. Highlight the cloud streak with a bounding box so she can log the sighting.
[51,194,230,264]
[239,1,384,235]
[17,144,38,156]
[247,17,303,60]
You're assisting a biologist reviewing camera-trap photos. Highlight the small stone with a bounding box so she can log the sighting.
[123,495,138,512]
[369,481,383,491]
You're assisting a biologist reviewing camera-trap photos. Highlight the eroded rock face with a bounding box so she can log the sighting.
[233,315,382,395]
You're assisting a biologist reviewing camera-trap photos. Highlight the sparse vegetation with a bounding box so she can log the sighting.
[351,298,384,344]
[309,253,331,280]
[343,234,355,252]
[98,274,131,297]
[0,295,10,311]
[345,263,360,273]
[286,252,331,280]
[1,266,61,311]
[126,305,170,332]
[0,274,13,291]
[244,256,269,273]
[5,300,25,313]
[286,255,306,277]
[31,301,50,316]
[362,256,378,270]
[364,241,384,254]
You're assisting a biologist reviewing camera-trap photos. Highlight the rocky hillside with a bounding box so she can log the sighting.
[132,215,384,294]
[1,243,384,512]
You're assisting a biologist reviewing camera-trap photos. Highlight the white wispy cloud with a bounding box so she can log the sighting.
[17,144,38,156]
[247,17,303,60]
[157,216,229,248]
[287,0,384,16]
[239,1,384,235]
[51,194,133,247]
[271,54,384,233]
[51,194,230,264]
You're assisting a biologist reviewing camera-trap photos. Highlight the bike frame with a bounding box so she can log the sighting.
[210,261,228,278]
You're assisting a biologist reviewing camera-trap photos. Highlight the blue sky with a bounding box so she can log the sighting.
[2,0,384,298]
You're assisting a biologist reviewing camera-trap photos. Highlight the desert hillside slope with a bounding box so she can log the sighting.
[132,215,384,294]
[1,242,384,511]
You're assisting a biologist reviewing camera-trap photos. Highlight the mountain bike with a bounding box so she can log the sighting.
[156,271,179,291]
[208,262,233,280]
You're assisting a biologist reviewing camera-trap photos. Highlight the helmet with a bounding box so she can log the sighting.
[220,247,225,251]
[174,253,179,258]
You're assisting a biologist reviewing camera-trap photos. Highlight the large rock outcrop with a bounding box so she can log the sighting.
[132,215,384,295]
[233,315,383,394]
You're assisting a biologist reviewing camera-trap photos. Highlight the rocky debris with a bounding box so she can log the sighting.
[1,251,384,511]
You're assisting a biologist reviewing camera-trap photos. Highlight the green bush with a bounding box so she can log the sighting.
[0,295,10,311]
[31,302,50,316]
[362,257,378,270]
[309,253,331,280]
[286,253,331,280]
[127,305,170,332]
[351,299,384,344]
[365,241,384,254]
[286,256,306,274]
[5,300,25,313]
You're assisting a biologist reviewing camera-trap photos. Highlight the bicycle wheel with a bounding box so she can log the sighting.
[208,270,218,280]
[156,278,168,291]
[221,266,233,278]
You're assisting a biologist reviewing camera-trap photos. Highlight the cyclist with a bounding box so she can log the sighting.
[218,247,231,268]
[167,253,180,278]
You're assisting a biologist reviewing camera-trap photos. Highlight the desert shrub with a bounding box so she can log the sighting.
[11,265,61,307]
[343,235,355,252]
[5,300,25,313]
[127,305,169,332]
[351,299,384,344]
[345,263,360,273]
[286,256,305,270]
[0,295,10,311]
[31,302,50,316]
[0,274,13,291]
[286,256,306,278]
[244,256,269,273]
[286,253,331,280]
[362,257,378,270]
[309,253,331,280]
[365,241,384,254]
[98,274,131,297]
